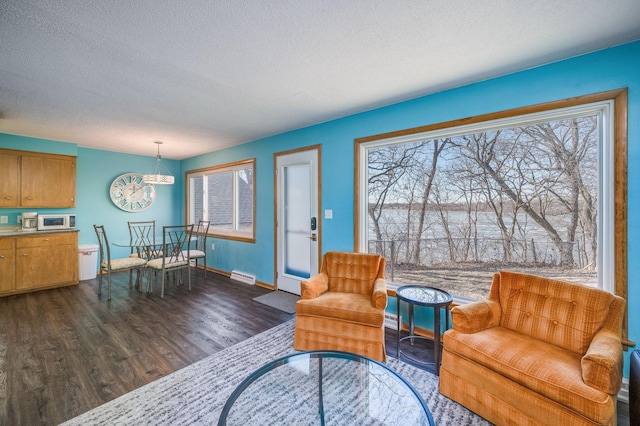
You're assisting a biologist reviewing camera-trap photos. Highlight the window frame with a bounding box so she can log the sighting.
[185,158,256,243]
[354,89,631,347]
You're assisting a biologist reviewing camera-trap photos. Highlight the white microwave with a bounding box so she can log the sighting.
[37,214,76,231]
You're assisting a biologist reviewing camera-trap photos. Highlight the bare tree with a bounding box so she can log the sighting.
[450,117,598,267]
[411,139,449,264]
[522,117,598,267]
[367,142,424,255]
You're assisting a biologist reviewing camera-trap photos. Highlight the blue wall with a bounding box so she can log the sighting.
[182,40,640,376]
[0,135,182,259]
[1,40,638,375]
[75,148,182,258]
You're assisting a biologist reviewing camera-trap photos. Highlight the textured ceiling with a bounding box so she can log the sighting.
[1,0,639,159]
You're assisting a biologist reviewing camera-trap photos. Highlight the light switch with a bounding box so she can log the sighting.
[0,216,8,224]
[324,209,333,219]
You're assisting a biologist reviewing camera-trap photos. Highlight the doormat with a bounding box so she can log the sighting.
[253,290,300,314]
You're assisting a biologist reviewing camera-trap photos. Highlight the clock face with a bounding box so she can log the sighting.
[109,173,156,212]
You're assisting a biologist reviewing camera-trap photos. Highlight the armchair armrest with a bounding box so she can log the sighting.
[371,278,387,309]
[451,299,501,334]
[581,329,624,394]
[300,273,329,299]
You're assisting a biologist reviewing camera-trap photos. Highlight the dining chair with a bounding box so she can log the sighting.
[93,224,147,300]
[127,220,157,288]
[127,220,157,258]
[183,220,210,278]
[146,224,194,297]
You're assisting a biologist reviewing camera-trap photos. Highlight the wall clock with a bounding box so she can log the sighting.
[109,172,156,212]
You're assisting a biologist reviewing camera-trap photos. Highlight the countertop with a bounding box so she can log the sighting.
[0,226,79,237]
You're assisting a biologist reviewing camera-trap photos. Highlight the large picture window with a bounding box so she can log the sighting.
[187,159,255,242]
[355,89,630,344]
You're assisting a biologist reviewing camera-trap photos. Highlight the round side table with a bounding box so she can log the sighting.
[396,285,453,375]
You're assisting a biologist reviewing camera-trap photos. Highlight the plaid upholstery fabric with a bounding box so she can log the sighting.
[324,251,385,294]
[498,271,617,355]
[296,292,385,327]
[440,271,625,426]
[294,252,387,362]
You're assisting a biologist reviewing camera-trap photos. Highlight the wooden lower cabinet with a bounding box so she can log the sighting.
[0,232,78,296]
[0,238,16,293]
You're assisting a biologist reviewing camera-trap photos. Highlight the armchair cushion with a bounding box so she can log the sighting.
[296,292,385,327]
[324,251,385,294]
[498,271,616,355]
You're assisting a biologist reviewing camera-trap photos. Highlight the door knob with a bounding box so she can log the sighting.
[310,233,317,241]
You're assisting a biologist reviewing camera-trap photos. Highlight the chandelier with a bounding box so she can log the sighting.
[143,141,175,185]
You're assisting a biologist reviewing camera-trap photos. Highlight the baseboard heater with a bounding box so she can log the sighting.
[384,312,402,330]
[230,270,256,285]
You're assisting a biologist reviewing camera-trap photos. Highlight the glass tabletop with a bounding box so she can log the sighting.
[112,237,163,247]
[396,285,453,307]
[218,351,434,426]
[112,236,196,247]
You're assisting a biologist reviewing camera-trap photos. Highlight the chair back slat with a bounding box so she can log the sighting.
[195,220,210,251]
[93,224,111,264]
[162,224,194,265]
[128,220,157,258]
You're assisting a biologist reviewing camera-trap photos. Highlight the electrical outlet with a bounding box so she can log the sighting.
[211,243,215,250]
[0,216,8,224]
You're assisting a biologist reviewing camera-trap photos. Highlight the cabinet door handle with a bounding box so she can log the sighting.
[4,196,10,200]
[0,255,4,259]
[23,253,28,256]
[27,196,33,200]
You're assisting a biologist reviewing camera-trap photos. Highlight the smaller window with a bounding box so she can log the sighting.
[187,159,255,242]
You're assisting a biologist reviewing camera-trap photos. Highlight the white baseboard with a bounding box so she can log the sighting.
[618,378,629,403]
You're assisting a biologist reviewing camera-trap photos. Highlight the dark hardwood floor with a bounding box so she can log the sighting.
[0,270,293,425]
[0,270,630,425]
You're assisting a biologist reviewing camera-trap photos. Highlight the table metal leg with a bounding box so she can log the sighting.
[409,303,415,345]
[434,306,441,375]
[396,297,401,358]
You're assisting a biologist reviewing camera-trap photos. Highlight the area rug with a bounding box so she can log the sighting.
[252,290,300,314]
[60,320,489,425]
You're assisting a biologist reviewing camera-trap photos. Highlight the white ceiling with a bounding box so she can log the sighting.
[1,1,639,160]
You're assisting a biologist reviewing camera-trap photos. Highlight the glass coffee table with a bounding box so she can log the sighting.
[218,351,434,426]
[396,285,453,375]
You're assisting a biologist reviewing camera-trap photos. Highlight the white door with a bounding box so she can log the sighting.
[275,148,320,295]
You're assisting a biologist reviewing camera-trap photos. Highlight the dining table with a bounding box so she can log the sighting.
[112,234,197,290]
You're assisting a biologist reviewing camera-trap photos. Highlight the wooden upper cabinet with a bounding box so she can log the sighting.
[21,154,76,207]
[0,149,76,208]
[0,152,20,207]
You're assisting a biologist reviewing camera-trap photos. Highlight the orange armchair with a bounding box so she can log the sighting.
[440,271,625,426]
[293,251,388,362]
